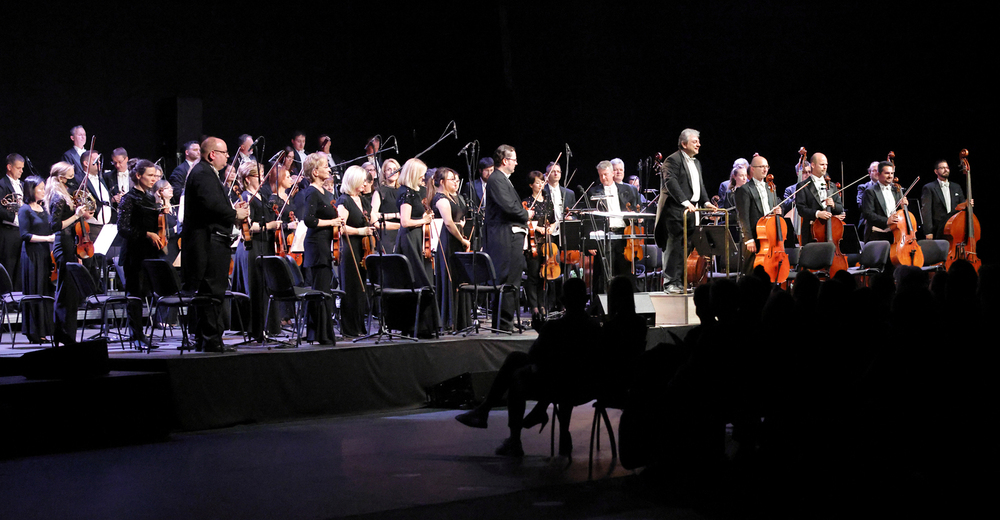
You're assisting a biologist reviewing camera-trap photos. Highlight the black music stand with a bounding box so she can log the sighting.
[690,224,740,284]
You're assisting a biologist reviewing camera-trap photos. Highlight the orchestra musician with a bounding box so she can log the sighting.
[861,160,903,242]
[336,165,375,338]
[371,158,402,254]
[61,125,87,184]
[856,161,880,239]
[116,159,167,350]
[431,167,471,332]
[588,160,639,291]
[611,158,640,205]
[396,158,440,337]
[18,175,54,344]
[542,161,575,306]
[920,160,967,240]
[483,145,531,332]
[719,158,749,212]
[168,140,200,205]
[735,155,782,276]
[1,154,25,290]
[522,171,552,322]
[180,137,249,353]
[795,152,844,245]
[46,161,94,345]
[233,161,280,343]
[654,128,716,294]
[301,152,342,346]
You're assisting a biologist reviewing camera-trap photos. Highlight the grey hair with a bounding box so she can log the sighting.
[596,160,612,172]
[678,128,700,148]
[610,158,624,168]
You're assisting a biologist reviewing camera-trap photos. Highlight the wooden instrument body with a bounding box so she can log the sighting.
[943,201,981,271]
[753,214,790,284]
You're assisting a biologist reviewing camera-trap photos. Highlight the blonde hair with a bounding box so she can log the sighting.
[399,158,427,191]
[44,161,75,213]
[381,158,401,186]
[340,165,366,196]
[303,152,329,182]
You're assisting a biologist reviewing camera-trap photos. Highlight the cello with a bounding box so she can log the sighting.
[886,151,924,267]
[943,149,980,271]
[753,172,791,284]
[811,171,849,276]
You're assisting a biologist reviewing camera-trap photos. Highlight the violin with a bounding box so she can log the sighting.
[422,198,434,266]
[623,202,645,264]
[155,205,170,251]
[886,151,924,267]
[332,217,342,265]
[73,138,97,260]
[286,210,303,266]
[361,209,377,260]
[522,200,539,258]
[753,171,791,284]
[50,251,58,283]
[943,149,980,271]
[539,202,561,281]
[811,172,848,276]
[270,199,289,258]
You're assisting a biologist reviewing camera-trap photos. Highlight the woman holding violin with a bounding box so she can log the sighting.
[396,158,440,337]
[336,165,376,338]
[430,167,471,331]
[370,158,402,254]
[522,171,553,320]
[45,161,94,345]
[117,159,170,349]
[18,176,55,344]
[233,161,281,342]
[301,152,343,346]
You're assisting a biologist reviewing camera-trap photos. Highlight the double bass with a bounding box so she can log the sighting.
[753,172,791,284]
[943,149,980,271]
[886,151,924,267]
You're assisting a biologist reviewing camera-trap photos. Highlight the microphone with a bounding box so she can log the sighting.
[458,141,475,156]
[565,143,573,158]
[251,135,265,148]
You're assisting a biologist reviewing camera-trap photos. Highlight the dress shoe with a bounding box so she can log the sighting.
[522,407,549,433]
[455,409,488,429]
[495,437,524,457]
[665,284,686,295]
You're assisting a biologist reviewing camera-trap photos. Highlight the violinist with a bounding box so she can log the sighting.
[370,158,402,253]
[152,180,179,265]
[431,167,471,331]
[795,152,844,245]
[920,160,967,240]
[18,175,55,344]
[523,171,552,322]
[117,159,166,350]
[542,161,575,306]
[396,158,441,337]
[336,166,375,338]
[301,152,342,346]
[735,155,782,276]
[233,161,280,343]
[45,161,95,345]
[861,161,903,242]
[180,137,249,353]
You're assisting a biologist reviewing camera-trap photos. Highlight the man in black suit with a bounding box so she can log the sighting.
[855,161,880,239]
[483,144,531,331]
[61,125,87,184]
[861,160,905,242]
[588,160,639,291]
[0,154,25,290]
[181,137,249,352]
[654,128,716,294]
[106,147,131,224]
[168,140,201,205]
[920,160,967,240]
[795,152,843,245]
[735,154,783,277]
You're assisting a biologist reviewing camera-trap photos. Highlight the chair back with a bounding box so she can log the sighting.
[0,262,13,297]
[797,242,836,271]
[917,239,949,266]
[280,256,306,286]
[142,259,182,298]
[453,252,499,287]
[260,256,299,297]
[858,240,890,269]
[64,263,100,299]
[365,254,417,290]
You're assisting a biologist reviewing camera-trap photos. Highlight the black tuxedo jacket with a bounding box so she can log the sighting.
[181,162,237,284]
[542,184,576,218]
[861,183,903,240]
[82,173,115,226]
[0,176,22,225]
[588,182,638,223]
[795,176,844,224]
[169,161,193,205]
[62,148,84,182]
[483,172,529,281]
[920,180,965,239]
[654,150,709,248]
[735,181,779,245]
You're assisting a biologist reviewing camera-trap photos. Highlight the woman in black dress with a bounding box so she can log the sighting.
[395,158,440,336]
[301,152,343,345]
[45,161,94,345]
[336,165,376,337]
[430,167,471,331]
[18,176,55,343]
[117,159,167,349]
[522,170,554,320]
[371,158,401,253]
[233,161,280,342]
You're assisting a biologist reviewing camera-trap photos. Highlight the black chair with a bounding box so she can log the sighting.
[787,242,835,284]
[917,239,950,273]
[113,257,155,337]
[142,259,216,353]
[847,240,890,287]
[0,263,55,348]
[64,262,135,350]
[364,254,437,339]
[453,252,520,335]
[259,255,333,348]
[279,255,345,334]
[588,397,624,480]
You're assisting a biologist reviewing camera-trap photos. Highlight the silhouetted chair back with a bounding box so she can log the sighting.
[453,251,520,334]
[65,262,133,349]
[365,254,436,338]
[0,263,55,348]
[143,259,213,353]
[259,255,333,347]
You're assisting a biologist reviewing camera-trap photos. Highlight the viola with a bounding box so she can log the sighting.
[943,149,980,271]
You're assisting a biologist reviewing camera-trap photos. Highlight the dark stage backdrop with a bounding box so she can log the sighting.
[2,3,991,259]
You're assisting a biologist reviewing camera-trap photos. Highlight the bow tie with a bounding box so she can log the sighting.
[940,182,949,188]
